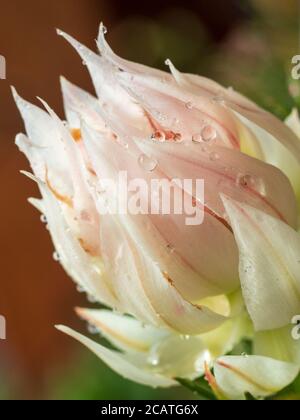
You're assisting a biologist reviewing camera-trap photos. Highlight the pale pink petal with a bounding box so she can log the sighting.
[183,73,300,164]
[99,210,227,334]
[138,139,298,228]
[82,123,240,299]
[57,29,149,136]
[56,325,176,388]
[28,175,118,309]
[118,71,241,149]
[60,76,106,131]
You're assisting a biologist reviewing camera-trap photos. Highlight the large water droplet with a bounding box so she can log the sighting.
[151,131,166,143]
[237,174,255,188]
[237,174,266,195]
[138,154,158,172]
[201,125,217,142]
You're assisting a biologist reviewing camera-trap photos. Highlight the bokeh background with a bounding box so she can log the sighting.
[0,0,299,400]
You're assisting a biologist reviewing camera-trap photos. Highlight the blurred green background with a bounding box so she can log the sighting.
[0,0,299,400]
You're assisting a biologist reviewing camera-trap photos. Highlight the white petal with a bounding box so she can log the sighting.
[96,23,167,79]
[75,308,168,353]
[82,123,240,300]
[13,89,71,195]
[222,195,300,331]
[137,334,209,380]
[56,325,176,388]
[201,313,253,359]
[60,76,106,130]
[178,73,300,164]
[214,355,299,400]
[38,180,118,308]
[57,30,147,134]
[99,212,227,334]
[236,111,300,205]
[254,326,300,366]
[27,197,44,213]
[75,309,210,379]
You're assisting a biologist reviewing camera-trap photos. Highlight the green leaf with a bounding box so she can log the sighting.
[176,377,217,400]
[267,373,300,400]
[245,392,258,401]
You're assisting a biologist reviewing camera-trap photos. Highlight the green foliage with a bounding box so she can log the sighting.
[47,351,194,400]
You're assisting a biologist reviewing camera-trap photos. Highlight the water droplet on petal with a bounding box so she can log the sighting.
[87,323,99,335]
[166,244,175,254]
[76,285,85,293]
[138,154,158,172]
[101,24,108,35]
[237,174,266,195]
[185,101,193,109]
[151,131,166,143]
[209,152,220,161]
[40,214,47,224]
[180,334,190,340]
[192,133,202,143]
[212,94,225,105]
[147,353,160,367]
[53,251,60,262]
[201,125,217,142]
[243,259,255,274]
[237,174,255,188]
[173,132,182,142]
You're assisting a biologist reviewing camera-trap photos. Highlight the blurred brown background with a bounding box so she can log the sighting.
[0,0,298,399]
